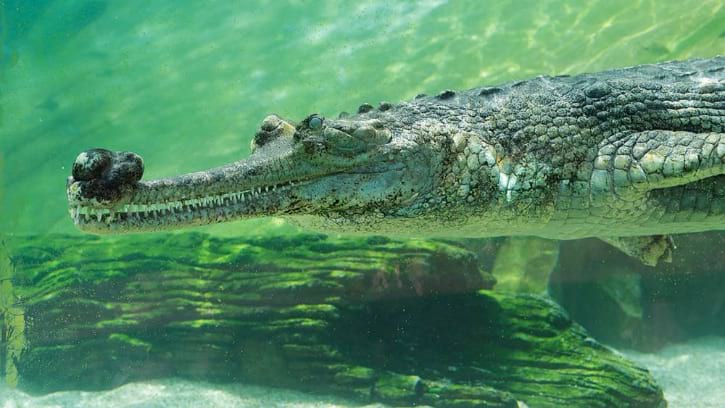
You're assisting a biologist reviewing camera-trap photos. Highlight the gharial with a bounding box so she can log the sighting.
[66,57,725,266]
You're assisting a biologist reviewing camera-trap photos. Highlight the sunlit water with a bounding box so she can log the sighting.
[1,1,724,407]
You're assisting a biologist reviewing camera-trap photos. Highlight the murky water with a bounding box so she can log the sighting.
[1,1,724,407]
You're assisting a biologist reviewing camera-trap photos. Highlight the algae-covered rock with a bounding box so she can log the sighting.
[1,233,664,407]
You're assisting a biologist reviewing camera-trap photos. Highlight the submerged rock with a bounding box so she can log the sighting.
[0,233,664,407]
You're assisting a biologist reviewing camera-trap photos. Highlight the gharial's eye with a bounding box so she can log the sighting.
[309,115,323,130]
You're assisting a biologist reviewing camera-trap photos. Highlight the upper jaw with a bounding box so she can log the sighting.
[65,150,380,234]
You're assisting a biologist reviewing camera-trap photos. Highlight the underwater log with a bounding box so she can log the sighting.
[2,233,664,407]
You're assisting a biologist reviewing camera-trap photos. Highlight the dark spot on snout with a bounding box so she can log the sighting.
[76,149,143,183]
[110,152,144,184]
[71,149,144,202]
[72,148,113,181]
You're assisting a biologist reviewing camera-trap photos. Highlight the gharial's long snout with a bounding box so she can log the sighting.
[66,143,301,234]
[65,112,403,234]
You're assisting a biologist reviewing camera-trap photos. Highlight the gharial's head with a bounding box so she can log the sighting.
[66,109,444,234]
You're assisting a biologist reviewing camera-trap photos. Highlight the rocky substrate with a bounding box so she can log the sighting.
[1,233,665,407]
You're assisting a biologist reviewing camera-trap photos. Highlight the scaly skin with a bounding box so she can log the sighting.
[66,57,725,240]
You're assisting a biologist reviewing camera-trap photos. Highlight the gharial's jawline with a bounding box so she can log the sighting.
[70,179,301,227]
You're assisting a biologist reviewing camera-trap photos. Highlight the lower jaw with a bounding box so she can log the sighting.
[69,181,310,233]
[72,205,257,234]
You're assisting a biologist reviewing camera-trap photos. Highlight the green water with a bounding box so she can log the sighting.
[1,0,723,236]
[1,1,725,407]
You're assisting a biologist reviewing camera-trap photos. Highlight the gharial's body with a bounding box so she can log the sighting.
[67,57,725,259]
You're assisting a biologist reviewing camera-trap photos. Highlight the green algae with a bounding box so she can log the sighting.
[108,334,151,353]
[1,233,664,406]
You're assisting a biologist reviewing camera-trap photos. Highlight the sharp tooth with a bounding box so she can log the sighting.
[289,180,295,186]
[96,212,103,222]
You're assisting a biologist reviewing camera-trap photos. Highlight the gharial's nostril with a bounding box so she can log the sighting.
[72,148,113,181]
